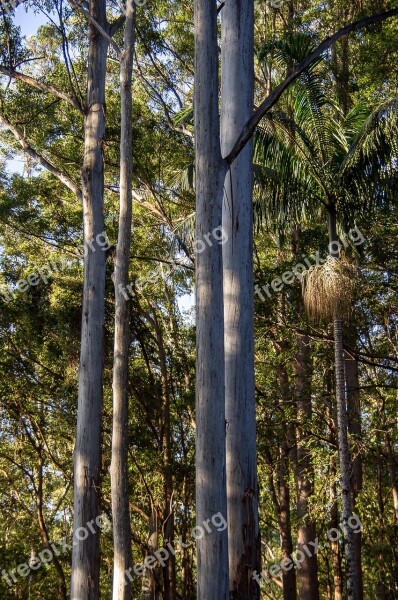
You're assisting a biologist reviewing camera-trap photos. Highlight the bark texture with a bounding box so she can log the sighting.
[71,1,108,598]
[220,1,260,598]
[333,315,357,599]
[294,335,319,600]
[345,351,363,600]
[141,508,161,600]
[110,2,136,599]
[278,443,297,600]
[328,207,359,599]
[194,0,229,598]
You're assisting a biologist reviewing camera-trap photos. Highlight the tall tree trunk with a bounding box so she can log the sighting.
[376,455,388,599]
[277,357,297,600]
[36,447,67,600]
[328,205,358,600]
[141,507,161,600]
[327,381,343,600]
[181,477,194,600]
[330,468,343,600]
[333,314,357,599]
[110,2,135,599]
[278,443,297,600]
[220,1,260,598]
[386,435,398,523]
[71,1,109,597]
[294,335,319,600]
[345,351,363,600]
[330,2,352,115]
[194,1,229,598]
[154,311,176,600]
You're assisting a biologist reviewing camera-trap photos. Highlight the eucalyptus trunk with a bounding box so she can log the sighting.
[194,0,228,597]
[220,0,260,597]
[110,2,135,599]
[71,1,108,597]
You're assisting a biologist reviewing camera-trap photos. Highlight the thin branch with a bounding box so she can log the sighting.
[0,66,83,112]
[136,27,183,109]
[131,254,194,270]
[56,0,85,107]
[225,8,398,164]
[0,113,82,199]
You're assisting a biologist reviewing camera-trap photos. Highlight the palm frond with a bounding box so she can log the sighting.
[253,126,321,231]
[340,99,398,217]
[167,211,196,262]
[173,105,194,127]
[258,31,319,72]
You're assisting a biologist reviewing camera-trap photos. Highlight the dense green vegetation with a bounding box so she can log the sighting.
[0,1,397,598]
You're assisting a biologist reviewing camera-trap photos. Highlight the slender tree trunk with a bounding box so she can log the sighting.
[333,315,357,599]
[181,479,194,600]
[376,456,388,599]
[36,448,67,600]
[278,443,297,600]
[387,436,398,523]
[154,312,176,600]
[330,473,343,600]
[141,507,161,600]
[328,205,358,600]
[71,1,109,597]
[220,1,260,598]
[330,2,352,115]
[277,357,297,600]
[345,352,363,600]
[327,383,343,600]
[194,1,229,597]
[294,335,319,600]
[110,2,135,598]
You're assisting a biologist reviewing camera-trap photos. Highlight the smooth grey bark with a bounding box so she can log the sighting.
[70,1,109,598]
[220,1,260,598]
[194,0,229,598]
[294,335,319,600]
[110,2,135,599]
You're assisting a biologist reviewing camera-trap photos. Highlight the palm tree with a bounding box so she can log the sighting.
[254,33,398,600]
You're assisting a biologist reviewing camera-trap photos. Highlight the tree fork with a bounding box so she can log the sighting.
[194,0,229,598]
